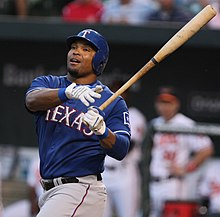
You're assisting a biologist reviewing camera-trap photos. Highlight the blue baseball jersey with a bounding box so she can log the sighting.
[26,75,131,179]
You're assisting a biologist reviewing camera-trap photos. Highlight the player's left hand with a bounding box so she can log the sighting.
[82,106,108,138]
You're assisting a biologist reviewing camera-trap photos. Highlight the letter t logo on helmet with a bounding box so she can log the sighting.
[81,29,91,38]
[66,29,109,76]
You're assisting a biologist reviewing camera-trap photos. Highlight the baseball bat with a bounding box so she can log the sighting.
[99,4,216,111]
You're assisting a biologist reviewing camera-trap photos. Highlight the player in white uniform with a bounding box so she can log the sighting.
[102,81,147,217]
[27,157,43,217]
[148,86,214,217]
[198,158,220,215]
[0,163,3,217]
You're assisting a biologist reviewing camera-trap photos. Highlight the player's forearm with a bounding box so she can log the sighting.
[25,89,62,112]
[104,133,130,160]
[100,129,116,148]
[186,146,214,172]
[170,147,214,176]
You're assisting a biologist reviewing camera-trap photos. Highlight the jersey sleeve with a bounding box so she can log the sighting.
[26,76,49,95]
[106,97,130,136]
[26,75,62,95]
[103,97,131,160]
[188,134,213,152]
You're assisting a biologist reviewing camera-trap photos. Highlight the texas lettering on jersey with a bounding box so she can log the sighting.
[45,104,93,136]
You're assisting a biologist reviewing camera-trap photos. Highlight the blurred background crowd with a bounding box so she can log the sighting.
[0,0,219,28]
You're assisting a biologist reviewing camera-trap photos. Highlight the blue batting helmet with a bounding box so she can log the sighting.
[66,29,109,76]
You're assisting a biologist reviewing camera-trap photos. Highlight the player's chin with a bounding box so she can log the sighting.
[67,65,79,77]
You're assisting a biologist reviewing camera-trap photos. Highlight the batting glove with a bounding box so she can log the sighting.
[59,83,103,106]
[82,106,108,139]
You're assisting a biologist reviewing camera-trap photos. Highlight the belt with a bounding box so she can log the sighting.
[40,174,102,191]
[151,175,181,182]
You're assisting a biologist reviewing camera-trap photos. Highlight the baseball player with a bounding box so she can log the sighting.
[102,81,147,217]
[147,86,214,217]
[27,156,43,217]
[0,163,2,217]
[25,29,131,217]
[198,158,220,215]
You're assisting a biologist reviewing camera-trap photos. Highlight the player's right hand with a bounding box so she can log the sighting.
[82,106,108,139]
[65,83,103,106]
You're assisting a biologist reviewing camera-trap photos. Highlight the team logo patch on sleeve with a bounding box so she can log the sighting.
[123,112,130,127]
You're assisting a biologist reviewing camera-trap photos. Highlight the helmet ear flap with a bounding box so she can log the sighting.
[93,50,108,76]
[95,62,104,76]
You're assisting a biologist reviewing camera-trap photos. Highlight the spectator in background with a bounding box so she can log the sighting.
[207,0,220,29]
[148,0,193,23]
[145,86,214,217]
[61,0,104,23]
[0,0,71,17]
[191,0,220,29]
[0,0,27,17]
[102,80,147,217]
[15,0,28,18]
[101,0,158,25]
[198,158,220,216]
